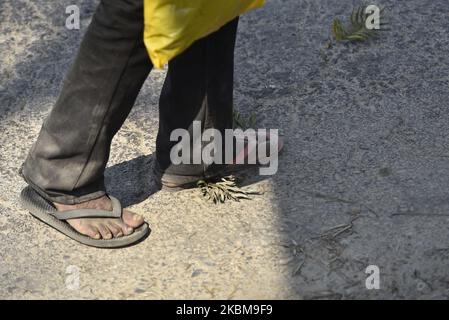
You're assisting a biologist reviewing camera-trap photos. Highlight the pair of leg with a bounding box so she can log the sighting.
[20,0,238,240]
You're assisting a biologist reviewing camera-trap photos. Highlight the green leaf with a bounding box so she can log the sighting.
[332,5,388,42]
[233,110,257,130]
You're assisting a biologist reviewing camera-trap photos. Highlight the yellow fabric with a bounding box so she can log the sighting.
[143,0,265,68]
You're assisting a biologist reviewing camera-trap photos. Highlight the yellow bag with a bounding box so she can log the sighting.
[143,0,265,68]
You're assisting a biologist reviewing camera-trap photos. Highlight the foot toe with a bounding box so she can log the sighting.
[108,222,124,238]
[85,226,101,240]
[98,224,112,240]
[110,219,133,235]
[123,210,144,228]
[123,224,135,236]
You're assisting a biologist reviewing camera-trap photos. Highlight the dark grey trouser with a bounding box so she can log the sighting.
[20,0,238,204]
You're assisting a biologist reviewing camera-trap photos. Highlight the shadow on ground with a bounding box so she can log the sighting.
[241,0,449,299]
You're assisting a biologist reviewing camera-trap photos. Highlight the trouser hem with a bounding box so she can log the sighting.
[19,166,106,205]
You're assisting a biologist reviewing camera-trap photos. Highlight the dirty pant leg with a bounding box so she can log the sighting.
[156,18,239,175]
[21,0,152,204]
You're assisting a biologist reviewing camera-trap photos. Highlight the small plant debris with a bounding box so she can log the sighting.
[197,175,261,204]
[233,110,257,130]
[332,5,388,42]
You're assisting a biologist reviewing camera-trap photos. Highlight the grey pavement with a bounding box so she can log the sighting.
[1,0,449,299]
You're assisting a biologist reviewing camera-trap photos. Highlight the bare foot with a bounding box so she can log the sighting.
[53,195,144,239]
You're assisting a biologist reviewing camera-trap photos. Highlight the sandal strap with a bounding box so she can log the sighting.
[48,196,122,220]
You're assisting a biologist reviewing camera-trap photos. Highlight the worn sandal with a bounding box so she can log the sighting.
[20,186,150,248]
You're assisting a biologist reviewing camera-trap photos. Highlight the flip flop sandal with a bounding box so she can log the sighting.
[156,133,285,189]
[20,186,150,248]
